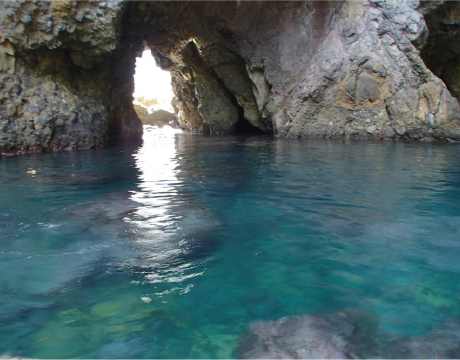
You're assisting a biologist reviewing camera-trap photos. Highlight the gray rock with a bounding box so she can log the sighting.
[238,310,378,359]
[239,312,460,359]
[367,125,377,134]
[239,315,351,359]
[384,322,460,359]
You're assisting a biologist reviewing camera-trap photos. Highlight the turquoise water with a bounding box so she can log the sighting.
[1,129,460,358]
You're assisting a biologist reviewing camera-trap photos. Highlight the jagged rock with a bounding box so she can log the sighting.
[1,0,460,155]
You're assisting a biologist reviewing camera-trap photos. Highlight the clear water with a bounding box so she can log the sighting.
[1,128,460,358]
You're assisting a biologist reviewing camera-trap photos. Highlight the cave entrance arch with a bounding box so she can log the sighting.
[108,1,271,145]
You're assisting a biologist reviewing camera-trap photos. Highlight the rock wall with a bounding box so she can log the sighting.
[1,0,459,155]
[235,0,460,141]
[0,0,124,154]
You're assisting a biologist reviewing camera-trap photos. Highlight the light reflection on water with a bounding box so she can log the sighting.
[1,130,460,358]
[127,126,207,292]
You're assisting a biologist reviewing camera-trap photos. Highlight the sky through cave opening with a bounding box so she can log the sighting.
[133,48,176,120]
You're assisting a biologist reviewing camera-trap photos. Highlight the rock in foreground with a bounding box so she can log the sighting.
[238,310,378,359]
[239,311,460,359]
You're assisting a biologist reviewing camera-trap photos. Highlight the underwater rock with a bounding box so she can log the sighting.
[239,315,351,359]
[67,192,140,223]
[65,189,224,283]
[238,309,378,359]
[384,322,460,359]
[240,309,460,359]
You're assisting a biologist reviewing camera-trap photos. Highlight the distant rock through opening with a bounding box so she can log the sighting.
[132,47,178,130]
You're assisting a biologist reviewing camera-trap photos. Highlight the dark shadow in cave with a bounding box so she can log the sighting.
[108,30,144,146]
[132,46,178,129]
[420,1,460,100]
[234,117,265,135]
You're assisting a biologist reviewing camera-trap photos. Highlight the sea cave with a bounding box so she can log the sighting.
[1,1,460,359]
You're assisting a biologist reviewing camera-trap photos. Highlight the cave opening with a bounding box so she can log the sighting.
[107,1,273,146]
[132,47,178,131]
[233,114,266,135]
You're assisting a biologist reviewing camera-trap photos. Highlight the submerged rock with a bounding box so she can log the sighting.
[238,310,378,359]
[239,310,460,359]
[384,322,460,359]
[239,315,351,359]
[66,192,140,222]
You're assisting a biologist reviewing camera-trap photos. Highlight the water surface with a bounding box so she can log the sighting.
[1,129,460,358]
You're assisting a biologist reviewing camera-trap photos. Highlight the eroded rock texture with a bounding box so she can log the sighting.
[1,0,460,155]
[0,0,124,153]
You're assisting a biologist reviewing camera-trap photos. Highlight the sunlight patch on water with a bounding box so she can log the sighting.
[125,125,206,294]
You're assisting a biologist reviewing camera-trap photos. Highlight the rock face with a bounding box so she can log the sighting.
[1,0,460,155]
